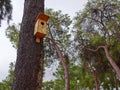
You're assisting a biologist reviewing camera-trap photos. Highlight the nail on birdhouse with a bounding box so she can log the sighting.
[34,13,50,43]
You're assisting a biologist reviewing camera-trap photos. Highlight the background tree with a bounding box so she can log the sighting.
[0,0,12,26]
[12,0,45,90]
[44,8,72,66]
[73,0,120,89]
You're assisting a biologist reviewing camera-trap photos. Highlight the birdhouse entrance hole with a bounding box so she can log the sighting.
[41,22,44,25]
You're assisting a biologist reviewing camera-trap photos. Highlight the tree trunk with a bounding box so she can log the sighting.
[92,70,99,90]
[103,45,120,78]
[50,38,70,90]
[12,0,44,90]
[115,75,118,90]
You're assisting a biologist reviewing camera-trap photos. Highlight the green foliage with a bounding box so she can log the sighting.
[5,23,20,49]
[44,8,72,66]
[91,35,105,45]
[0,0,12,26]
[0,62,15,90]
[42,81,54,90]
[42,64,95,90]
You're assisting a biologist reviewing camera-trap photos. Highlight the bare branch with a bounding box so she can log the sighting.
[86,46,104,52]
[86,45,120,78]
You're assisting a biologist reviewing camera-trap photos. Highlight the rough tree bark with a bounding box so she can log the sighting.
[87,45,120,78]
[12,0,44,90]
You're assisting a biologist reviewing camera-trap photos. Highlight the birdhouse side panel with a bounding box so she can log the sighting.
[34,19,39,35]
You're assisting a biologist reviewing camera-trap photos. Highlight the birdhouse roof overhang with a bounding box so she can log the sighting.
[36,13,50,22]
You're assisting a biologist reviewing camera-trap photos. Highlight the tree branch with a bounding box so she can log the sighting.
[87,45,120,78]
[86,46,104,52]
[46,24,70,90]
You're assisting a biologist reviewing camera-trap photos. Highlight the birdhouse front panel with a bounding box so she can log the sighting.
[34,19,47,39]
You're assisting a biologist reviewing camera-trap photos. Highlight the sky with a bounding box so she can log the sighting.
[0,0,88,81]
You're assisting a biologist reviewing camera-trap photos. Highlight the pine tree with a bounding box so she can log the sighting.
[12,0,45,90]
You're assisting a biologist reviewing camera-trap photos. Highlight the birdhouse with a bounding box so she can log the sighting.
[34,13,50,43]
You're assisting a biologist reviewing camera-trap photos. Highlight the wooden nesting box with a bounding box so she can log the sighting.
[34,13,50,43]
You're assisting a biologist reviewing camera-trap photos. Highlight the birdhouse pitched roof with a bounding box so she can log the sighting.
[36,13,50,22]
